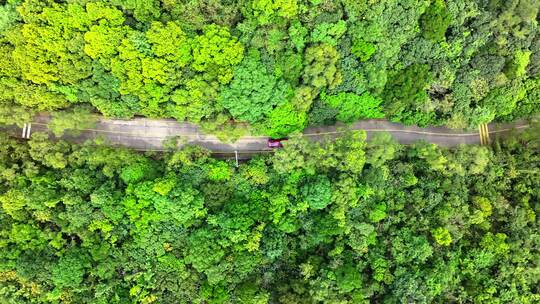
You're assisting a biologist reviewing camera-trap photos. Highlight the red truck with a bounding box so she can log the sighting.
[267,138,287,148]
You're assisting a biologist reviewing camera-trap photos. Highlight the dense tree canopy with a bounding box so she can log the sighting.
[2,2,539,301]
[0,0,538,136]
[0,123,539,303]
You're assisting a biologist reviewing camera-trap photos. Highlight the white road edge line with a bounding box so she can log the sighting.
[21,124,27,139]
[26,123,31,139]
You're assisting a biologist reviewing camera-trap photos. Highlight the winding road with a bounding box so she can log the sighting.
[5,115,531,159]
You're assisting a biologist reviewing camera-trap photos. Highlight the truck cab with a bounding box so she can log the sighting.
[267,138,287,148]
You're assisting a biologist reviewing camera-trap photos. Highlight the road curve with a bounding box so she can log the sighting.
[4,116,531,156]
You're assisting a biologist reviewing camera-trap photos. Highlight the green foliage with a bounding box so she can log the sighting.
[249,0,298,25]
[420,0,451,42]
[479,80,527,120]
[368,203,387,223]
[261,102,307,138]
[275,50,303,85]
[110,31,175,116]
[351,38,376,62]
[288,21,308,52]
[364,132,399,167]
[82,3,126,63]
[220,51,292,124]
[302,44,342,90]
[51,252,89,289]
[432,227,452,246]
[191,24,244,84]
[48,106,97,137]
[146,21,192,66]
[11,2,93,86]
[120,160,157,184]
[307,98,339,126]
[505,50,531,79]
[0,101,34,127]
[383,64,434,126]
[207,161,232,181]
[505,77,540,119]
[0,3,19,33]
[301,175,332,210]
[0,0,539,136]
[27,132,70,169]
[310,20,347,46]
[169,76,219,123]
[111,0,160,23]
[0,127,539,302]
[321,91,384,123]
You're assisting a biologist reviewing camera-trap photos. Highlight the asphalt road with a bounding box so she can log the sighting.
[5,116,531,158]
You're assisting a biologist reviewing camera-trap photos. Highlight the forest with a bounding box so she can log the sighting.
[1,0,540,303]
[0,0,540,137]
[0,123,539,303]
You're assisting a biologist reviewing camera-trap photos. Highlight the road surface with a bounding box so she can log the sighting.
[3,116,531,158]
